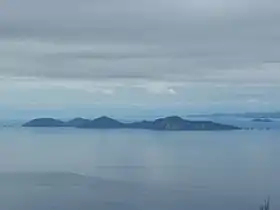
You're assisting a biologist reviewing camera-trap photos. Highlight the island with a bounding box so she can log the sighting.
[252,118,273,123]
[23,118,65,127]
[23,116,240,131]
[64,118,91,127]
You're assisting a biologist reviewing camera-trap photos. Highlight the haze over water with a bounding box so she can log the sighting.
[0,127,279,210]
[1,0,280,209]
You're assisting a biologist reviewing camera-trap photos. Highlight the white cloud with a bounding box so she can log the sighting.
[167,88,177,95]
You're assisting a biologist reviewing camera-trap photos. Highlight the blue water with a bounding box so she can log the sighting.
[0,127,279,210]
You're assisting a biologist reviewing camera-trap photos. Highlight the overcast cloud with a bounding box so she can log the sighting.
[0,0,280,117]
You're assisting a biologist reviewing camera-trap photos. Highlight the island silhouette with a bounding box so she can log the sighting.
[23,116,239,131]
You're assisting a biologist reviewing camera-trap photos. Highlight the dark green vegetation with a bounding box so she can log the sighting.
[23,116,239,131]
[259,198,270,210]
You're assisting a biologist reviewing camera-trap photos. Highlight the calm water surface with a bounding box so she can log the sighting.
[0,127,279,210]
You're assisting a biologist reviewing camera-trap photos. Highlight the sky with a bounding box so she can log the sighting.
[1,0,280,119]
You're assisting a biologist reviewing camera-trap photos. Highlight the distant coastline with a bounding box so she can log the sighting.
[188,111,280,119]
[252,118,274,123]
[23,116,240,131]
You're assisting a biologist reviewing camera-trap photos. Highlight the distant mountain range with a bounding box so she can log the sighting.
[189,112,280,119]
[23,116,239,131]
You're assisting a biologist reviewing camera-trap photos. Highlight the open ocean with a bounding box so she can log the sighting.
[0,122,279,210]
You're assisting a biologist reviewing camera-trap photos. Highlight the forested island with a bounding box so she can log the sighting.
[23,116,239,131]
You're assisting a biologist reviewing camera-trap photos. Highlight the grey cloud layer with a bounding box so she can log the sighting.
[1,0,280,85]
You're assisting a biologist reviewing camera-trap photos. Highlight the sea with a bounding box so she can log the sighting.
[0,118,279,210]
